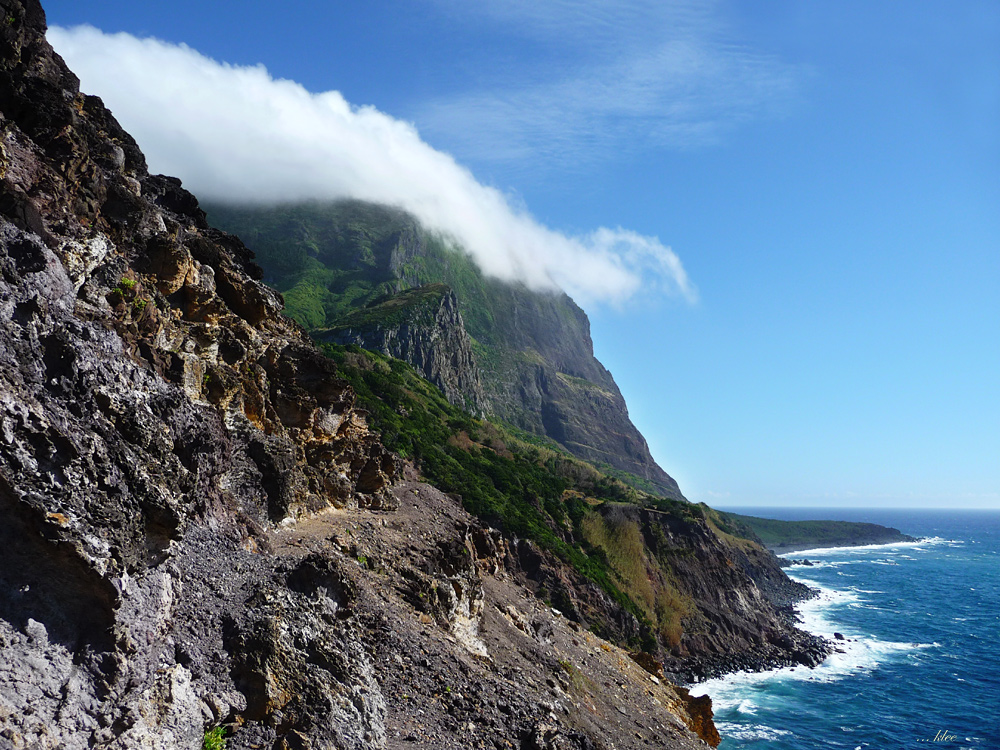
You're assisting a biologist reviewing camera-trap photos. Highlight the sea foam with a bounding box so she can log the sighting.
[689,577,935,710]
[776,536,959,558]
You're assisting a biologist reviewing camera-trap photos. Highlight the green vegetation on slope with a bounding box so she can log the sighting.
[208,201,589,360]
[207,202,413,327]
[580,506,693,646]
[317,282,450,334]
[207,200,684,498]
[320,342,700,646]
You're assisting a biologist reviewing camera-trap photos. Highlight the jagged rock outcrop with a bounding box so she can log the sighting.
[207,201,685,499]
[0,2,397,746]
[279,479,721,749]
[318,283,487,414]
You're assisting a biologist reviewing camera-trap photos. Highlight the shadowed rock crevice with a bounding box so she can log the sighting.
[0,481,117,653]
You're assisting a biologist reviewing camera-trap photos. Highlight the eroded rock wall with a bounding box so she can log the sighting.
[324,284,488,414]
[0,1,395,746]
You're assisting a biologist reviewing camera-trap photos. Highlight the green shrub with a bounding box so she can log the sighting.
[203,727,226,750]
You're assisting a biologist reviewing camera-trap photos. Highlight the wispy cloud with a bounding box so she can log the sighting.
[48,25,696,306]
[418,0,803,169]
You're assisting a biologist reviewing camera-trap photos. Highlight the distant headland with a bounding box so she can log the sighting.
[717,511,918,555]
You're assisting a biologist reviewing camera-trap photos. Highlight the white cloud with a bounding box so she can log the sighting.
[48,25,696,307]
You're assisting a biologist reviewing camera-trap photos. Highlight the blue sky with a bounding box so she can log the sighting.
[44,1,999,508]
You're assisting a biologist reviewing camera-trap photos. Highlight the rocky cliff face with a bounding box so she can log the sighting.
[0,3,717,748]
[507,503,828,683]
[0,1,385,745]
[634,508,828,680]
[319,283,488,415]
[207,201,685,499]
[450,275,683,500]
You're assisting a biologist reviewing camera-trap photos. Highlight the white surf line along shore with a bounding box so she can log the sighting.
[688,543,944,722]
[775,535,958,558]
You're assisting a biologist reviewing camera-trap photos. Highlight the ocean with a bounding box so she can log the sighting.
[692,508,1000,749]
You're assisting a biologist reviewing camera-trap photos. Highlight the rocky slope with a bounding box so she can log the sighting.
[274,478,723,750]
[0,2,716,747]
[318,282,487,415]
[312,345,830,683]
[207,201,684,499]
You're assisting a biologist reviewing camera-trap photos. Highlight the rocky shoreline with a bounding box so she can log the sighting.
[670,580,832,685]
[0,2,862,745]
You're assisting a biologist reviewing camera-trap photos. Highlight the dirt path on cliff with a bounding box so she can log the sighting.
[269,481,717,749]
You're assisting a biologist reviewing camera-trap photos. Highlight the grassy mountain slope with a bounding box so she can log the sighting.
[207,200,684,498]
[317,344,828,675]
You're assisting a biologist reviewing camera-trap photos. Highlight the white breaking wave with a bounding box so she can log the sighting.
[777,536,959,558]
[783,559,854,569]
[714,722,792,742]
[689,578,937,711]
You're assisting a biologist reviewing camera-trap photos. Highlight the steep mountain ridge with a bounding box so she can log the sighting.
[0,3,832,747]
[207,201,684,499]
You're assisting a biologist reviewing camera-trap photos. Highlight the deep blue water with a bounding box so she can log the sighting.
[691,508,1000,750]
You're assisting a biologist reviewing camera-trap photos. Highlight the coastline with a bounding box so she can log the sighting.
[769,535,928,556]
[691,514,998,749]
[693,535,950,687]
[675,537,929,683]
[686,571,939,745]
[688,544,937,737]
[669,574,832,685]
[672,528,928,684]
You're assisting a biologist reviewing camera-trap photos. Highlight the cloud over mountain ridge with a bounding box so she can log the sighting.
[49,25,697,307]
